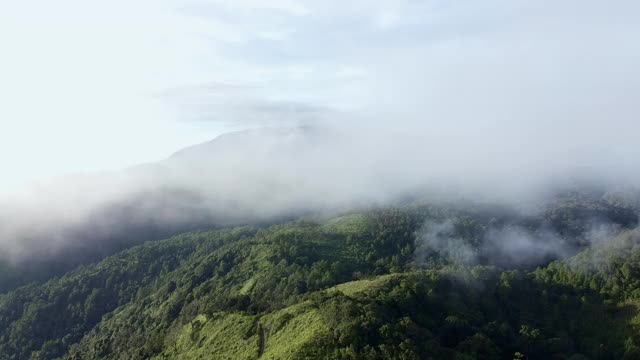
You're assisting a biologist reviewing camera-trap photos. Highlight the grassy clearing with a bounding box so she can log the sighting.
[321,214,370,235]
[329,274,399,297]
[153,312,259,360]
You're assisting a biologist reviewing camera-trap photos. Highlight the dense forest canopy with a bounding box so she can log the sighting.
[1,187,640,360]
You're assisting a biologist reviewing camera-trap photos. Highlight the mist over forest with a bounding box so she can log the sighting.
[2,125,640,263]
[2,1,640,359]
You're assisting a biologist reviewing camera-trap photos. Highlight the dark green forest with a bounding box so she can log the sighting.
[1,192,640,359]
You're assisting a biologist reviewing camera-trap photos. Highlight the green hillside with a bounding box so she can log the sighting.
[1,203,640,359]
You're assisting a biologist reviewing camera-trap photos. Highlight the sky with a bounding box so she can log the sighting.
[1,0,640,192]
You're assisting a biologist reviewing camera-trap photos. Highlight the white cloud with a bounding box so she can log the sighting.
[2,0,640,261]
[0,0,639,191]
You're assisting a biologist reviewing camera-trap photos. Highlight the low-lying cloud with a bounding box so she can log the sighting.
[1,125,640,265]
[2,0,640,272]
[414,215,633,268]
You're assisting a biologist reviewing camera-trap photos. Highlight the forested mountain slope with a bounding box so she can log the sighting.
[3,126,639,298]
[1,201,640,359]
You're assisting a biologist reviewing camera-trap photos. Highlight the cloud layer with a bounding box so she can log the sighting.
[1,0,640,265]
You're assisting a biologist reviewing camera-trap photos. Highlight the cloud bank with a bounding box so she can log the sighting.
[1,0,640,267]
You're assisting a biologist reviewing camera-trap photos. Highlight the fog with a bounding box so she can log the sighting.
[414,217,632,268]
[1,0,640,266]
[1,125,639,265]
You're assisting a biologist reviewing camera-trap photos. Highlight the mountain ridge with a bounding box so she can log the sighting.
[1,204,640,359]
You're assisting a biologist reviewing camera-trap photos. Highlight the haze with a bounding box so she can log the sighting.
[1,0,639,191]
[1,0,640,262]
